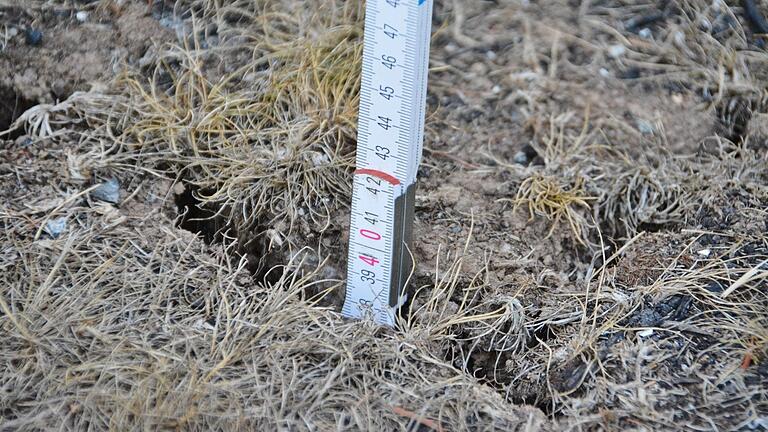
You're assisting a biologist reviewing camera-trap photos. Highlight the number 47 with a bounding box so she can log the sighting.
[383,24,398,39]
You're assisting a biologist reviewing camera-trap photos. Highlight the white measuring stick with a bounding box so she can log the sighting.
[342,0,433,326]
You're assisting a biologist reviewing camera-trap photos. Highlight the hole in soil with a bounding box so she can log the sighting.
[0,85,36,139]
[716,97,753,144]
[637,221,675,233]
[174,186,229,244]
[173,185,284,284]
[447,317,560,416]
[526,324,555,348]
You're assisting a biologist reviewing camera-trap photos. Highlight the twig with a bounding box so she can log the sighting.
[721,258,768,298]
[391,406,445,432]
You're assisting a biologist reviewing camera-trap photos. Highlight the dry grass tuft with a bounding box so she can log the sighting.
[503,174,594,246]
[49,0,365,241]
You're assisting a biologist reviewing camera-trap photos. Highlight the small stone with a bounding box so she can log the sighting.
[638,28,653,39]
[608,44,626,58]
[513,151,528,165]
[76,11,88,22]
[14,135,32,147]
[485,50,497,61]
[599,68,610,78]
[697,248,711,257]
[699,17,712,32]
[673,31,686,47]
[492,85,502,94]
[91,178,120,204]
[25,28,43,46]
[637,119,654,135]
[638,329,654,338]
[44,217,67,238]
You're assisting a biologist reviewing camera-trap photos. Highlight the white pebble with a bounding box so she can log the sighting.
[697,249,711,257]
[76,11,88,22]
[608,44,626,59]
[674,31,686,47]
[599,68,610,78]
[485,50,497,61]
[638,329,654,338]
[492,85,501,94]
[638,28,652,39]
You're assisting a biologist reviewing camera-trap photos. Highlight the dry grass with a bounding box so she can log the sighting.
[51,0,365,240]
[0,197,548,431]
[503,174,594,246]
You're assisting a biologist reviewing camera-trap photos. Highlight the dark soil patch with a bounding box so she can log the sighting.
[0,84,35,138]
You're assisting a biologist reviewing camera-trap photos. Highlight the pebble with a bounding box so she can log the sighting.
[599,68,610,78]
[608,44,626,58]
[637,119,655,135]
[25,28,43,46]
[699,17,712,32]
[91,178,120,204]
[638,329,654,338]
[76,11,89,22]
[44,217,67,238]
[513,151,529,165]
[638,28,653,39]
[14,135,32,147]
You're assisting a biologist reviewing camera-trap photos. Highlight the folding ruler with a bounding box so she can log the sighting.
[342,0,433,326]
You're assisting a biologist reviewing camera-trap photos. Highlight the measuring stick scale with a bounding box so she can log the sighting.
[342,0,433,326]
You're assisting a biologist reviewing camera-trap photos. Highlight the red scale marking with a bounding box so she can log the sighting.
[355,169,401,186]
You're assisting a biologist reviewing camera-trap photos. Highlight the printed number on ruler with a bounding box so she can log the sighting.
[344,174,401,325]
[356,0,419,182]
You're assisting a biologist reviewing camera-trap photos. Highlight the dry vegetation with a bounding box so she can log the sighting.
[1,0,768,430]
